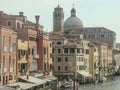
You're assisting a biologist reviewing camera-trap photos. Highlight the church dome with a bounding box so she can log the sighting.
[64,8,83,31]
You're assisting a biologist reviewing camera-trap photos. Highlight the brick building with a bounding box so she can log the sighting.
[36,16,52,74]
[0,25,17,85]
[0,11,53,81]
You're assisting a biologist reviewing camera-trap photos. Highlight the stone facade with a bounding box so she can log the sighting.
[50,32,90,79]
[89,43,99,76]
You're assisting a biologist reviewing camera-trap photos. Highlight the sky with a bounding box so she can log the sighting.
[0,0,120,42]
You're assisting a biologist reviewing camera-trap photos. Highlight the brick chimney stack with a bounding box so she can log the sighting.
[0,11,3,17]
[35,15,40,25]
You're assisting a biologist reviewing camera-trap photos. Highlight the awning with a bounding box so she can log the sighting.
[48,76,58,81]
[53,72,73,75]
[18,75,46,85]
[18,59,27,63]
[37,76,57,82]
[7,82,37,90]
[77,70,92,77]
[0,86,15,90]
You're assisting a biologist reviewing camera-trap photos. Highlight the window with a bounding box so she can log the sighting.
[44,63,46,71]
[44,47,46,54]
[28,48,30,54]
[79,57,84,62]
[101,34,104,38]
[58,49,61,53]
[94,49,96,52]
[58,57,61,62]
[52,66,54,71]
[55,14,57,17]
[9,37,11,52]
[64,48,68,53]
[17,22,20,29]
[77,48,80,53]
[47,46,48,57]
[88,34,90,38]
[58,14,60,17]
[12,59,15,72]
[32,48,34,55]
[50,53,52,58]
[79,65,84,70]
[52,58,54,62]
[58,66,61,71]
[52,42,54,45]
[18,50,20,59]
[9,75,13,80]
[82,49,84,53]
[50,43,52,47]
[65,66,68,71]
[70,48,75,53]
[3,55,5,68]
[52,48,54,53]
[92,34,95,38]
[84,34,86,38]
[7,21,12,26]
[50,64,52,70]
[9,55,11,68]
[94,63,96,68]
[65,57,68,62]
[12,43,16,52]
[3,36,5,51]
[86,49,89,54]
[79,66,82,70]
[57,42,61,45]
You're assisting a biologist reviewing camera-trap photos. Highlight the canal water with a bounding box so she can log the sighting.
[63,76,120,90]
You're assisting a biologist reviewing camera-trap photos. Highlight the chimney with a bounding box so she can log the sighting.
[0,11,3,17]
[19,12,24,16]
[35,15,40,25]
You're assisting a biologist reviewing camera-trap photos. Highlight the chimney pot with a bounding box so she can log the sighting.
[19,12,24,16]
[35,15,40,25]
[0,11,3,17]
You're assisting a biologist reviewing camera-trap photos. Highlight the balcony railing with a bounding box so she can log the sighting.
[4,46,7,52]
[10,67,13,72]
[10,47,13,52]
[33,54,39,59]
[3,68,6,73]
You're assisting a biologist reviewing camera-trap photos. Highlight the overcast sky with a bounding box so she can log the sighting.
[0,0,120,42]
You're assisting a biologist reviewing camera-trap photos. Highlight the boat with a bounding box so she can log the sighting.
[103,76,107,81]
[60,82,72,89]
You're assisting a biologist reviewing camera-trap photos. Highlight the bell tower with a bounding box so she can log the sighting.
[53,5,64,32]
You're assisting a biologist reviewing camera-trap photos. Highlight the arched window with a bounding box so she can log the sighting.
[17,22,20,29]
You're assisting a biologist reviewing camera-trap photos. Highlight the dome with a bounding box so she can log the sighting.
[64,8,83,31]
[64,17,83,30]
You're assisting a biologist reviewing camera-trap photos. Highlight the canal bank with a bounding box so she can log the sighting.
[62,76,120,90]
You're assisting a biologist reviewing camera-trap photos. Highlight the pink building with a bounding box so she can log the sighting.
[0,25,17,85]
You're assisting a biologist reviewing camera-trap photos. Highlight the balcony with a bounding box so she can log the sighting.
[10,47,13,52]
[44,54,47,59]
[10,67,13,72]
[33,54,39,59]
[4,46,7,52]
[3,68,6,73]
